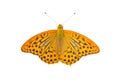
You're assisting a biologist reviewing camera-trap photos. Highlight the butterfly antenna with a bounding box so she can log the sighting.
[63,12,76,24]
[44,12,58,24]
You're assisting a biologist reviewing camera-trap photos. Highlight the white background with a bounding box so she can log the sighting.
[0,0,120,83]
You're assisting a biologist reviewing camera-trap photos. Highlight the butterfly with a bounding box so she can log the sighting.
[21,24,100,65]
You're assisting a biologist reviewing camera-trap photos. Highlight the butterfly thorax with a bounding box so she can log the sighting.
[56,24,64,56]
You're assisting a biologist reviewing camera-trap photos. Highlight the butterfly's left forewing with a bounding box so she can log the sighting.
[21,30,56,54]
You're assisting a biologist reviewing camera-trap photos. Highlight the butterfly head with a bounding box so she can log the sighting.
[57,24,64,37]
[57,24,63,29]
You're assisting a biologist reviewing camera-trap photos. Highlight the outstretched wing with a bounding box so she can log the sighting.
[21,30,59,64]
[60,30,100,65]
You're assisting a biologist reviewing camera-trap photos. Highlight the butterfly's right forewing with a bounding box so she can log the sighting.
[65,30,100,56]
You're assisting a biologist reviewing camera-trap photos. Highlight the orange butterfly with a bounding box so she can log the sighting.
[21,24,100,65]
